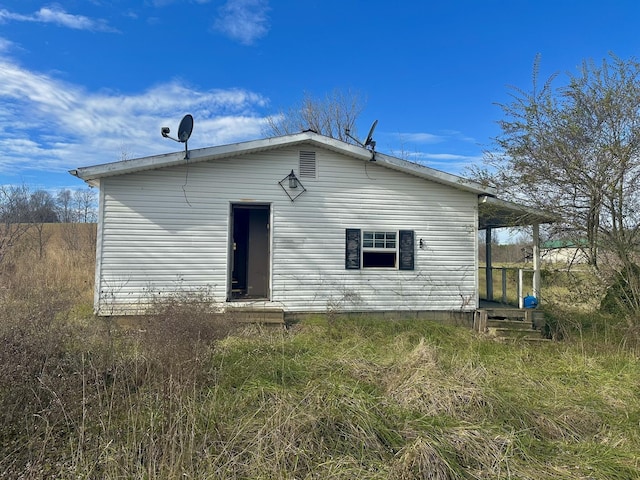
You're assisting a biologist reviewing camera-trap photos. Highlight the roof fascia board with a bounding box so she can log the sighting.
[70,132,372,182]
[69,131,494,196]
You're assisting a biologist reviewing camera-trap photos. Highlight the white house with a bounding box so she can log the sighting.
[541,239,589,265]
[70,131,547,319]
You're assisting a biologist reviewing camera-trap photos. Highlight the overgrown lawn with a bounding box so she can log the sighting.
[1,225,639,478]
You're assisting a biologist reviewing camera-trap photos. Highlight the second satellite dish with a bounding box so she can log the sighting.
[344,119,378,160]
[364,119,378,147]
[161,114,194,159]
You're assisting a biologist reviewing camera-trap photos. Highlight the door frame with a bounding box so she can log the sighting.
[227,203,272,301]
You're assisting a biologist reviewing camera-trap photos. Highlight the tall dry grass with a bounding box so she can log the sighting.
[1,222,96,301]
[1,224,639,478]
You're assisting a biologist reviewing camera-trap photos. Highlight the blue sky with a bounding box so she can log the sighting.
[1,1,640,193]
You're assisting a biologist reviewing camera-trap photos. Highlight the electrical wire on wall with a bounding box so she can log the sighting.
[182,160,192,207]
[364,158,377,180]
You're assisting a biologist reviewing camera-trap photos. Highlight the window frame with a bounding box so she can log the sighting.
[345,228,415,271]
[362,230,398,269]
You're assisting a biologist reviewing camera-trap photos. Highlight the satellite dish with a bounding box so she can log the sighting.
[364,119,378,147]
[178,114,194,143]
[344,119,378,152]
[161,114,194,159]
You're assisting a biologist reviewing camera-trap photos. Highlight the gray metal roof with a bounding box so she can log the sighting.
[478,195,558,229]
[69,131,496,195]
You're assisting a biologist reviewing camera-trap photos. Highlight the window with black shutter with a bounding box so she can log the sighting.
[345,229,414,270]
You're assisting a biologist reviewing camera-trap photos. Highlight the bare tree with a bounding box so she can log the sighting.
[263,89,366,142]
[29,190,58,223]
[56,189,74,223]
[73,188,97,223]
[481,55,640,266]
[0,185,33,264]
[476,54,640,320]
[26,190,58,259]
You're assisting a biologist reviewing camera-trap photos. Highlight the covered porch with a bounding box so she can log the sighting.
[476,195,557,338]
[478,195,557,305]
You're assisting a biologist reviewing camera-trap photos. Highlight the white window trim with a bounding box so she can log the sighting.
[362,230,398,269]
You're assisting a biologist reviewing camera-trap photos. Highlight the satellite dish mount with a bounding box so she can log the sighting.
[345,119,378,161]
[161,114,194,159]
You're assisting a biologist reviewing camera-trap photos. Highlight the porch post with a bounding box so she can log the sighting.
[532,223,541,301]
[485,228,493,302]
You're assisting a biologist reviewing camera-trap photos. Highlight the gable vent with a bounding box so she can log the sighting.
[299,150,317,179]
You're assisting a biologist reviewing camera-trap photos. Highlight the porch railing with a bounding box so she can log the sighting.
[479,266,536,307]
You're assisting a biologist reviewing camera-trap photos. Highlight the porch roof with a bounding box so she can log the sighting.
[478,195,558,229]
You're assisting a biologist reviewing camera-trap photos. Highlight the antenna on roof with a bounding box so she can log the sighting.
[345,119,378,161]
[161,114,194,159]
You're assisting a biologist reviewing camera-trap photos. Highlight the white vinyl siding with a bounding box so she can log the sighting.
[95,146,478,314]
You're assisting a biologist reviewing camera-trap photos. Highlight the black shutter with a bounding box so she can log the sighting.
[399,230,415,270]
[345,228,361,269]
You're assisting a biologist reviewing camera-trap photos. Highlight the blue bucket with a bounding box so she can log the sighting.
[523,294,538,309]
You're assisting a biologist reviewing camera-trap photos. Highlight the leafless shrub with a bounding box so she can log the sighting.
[0,285,84,472]
[141,293,238,366]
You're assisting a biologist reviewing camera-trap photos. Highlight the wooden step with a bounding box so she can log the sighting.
[483,308,527,320]
[528,310,546,330]
[476,308,546,334]
[487,319,533,330]
[487,326,544,339]
[228,308,285,324]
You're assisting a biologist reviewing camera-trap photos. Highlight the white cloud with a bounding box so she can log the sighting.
[440,129,477,143]
[398,132,446,144]
[149,0,212,6]
[0,57,270,175]
[406,152,483,175]
[214,0,270,45]
[419,153,479,161]
[0,37,14,52]
[396,130,478,145]
[0,5,116,32]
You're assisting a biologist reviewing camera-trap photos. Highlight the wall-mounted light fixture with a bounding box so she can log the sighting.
[288,169,298,189]
[278,169,306,202]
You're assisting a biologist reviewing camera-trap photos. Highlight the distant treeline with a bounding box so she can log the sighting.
[0,185,96,224]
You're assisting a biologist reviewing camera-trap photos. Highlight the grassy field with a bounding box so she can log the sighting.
[1,225,639,478]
